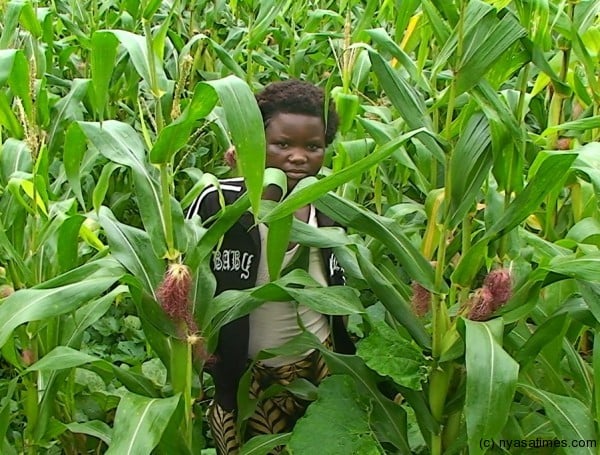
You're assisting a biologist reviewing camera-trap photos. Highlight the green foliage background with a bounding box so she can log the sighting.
[1,0,600,454]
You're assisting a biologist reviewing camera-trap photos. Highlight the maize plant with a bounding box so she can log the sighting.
[0,0,599,454]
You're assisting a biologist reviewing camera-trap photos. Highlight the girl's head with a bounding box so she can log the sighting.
[256,80,339,191]
[255,80,339,146]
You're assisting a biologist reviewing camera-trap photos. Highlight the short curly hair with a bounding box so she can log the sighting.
[255,80,339,145]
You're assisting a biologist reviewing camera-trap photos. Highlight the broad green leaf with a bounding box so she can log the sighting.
[0,2,24,48]
[62,286,129,347]
[366,28,430,92]
[92,162,121,213]
[0,262,122,348]
[77,120,168,256]
[204,76,265,217]
[266,214,293,281]
[544,253,600,282]
[453,152,577,285]
[241,433,291,455]
[594,334,600,424]
[248,0,289,49]
[541,115,600,137]
[519,384,597,455]
[288,376,380,455]
[0,138,33,186]
[105,393,180,455]
[567,218,600,245]
[98,30,168,96]
[514,314,568,368]
[0,91,23,136]
[27,346,99,371]
[90,31,118,120]
[260,329,409,452]
[0,49,31,115]
[318,349,410,452]
[369,52,445,164]
[150,82,218,164]
[316,192,443,294]
[457,14,527,94]
[48,78,91,152]
[261,128,426,223]
[0,379,17,444]
[447,113,492,229]
[356,321,428,390]
[357,250,431,349]
[63,122,90,209]
[98,206,164,296]
[181,33,245,79]
[464,318,519,455]
[66,421,112,445]
[57,215,85,273]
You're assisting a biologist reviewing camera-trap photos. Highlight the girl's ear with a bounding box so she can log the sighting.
[224,146,237,168]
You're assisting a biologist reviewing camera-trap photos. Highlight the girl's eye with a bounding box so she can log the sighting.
[308,144,321,151]
[277,142,288,149]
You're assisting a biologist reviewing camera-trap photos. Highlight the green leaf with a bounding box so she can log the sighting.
[369,52,445,164]
[316,192,443,294]
[542,115,600,137]
[356,249,431,349]
[0,379,18,444]
[594,334,600,424]
[62,286,129,347]
[544,253,600,282]
[98,206,164,296]
[261,128,427,223]
[57,215,85,273]
[90,31,118,120]
[318,349,410,452]
[0,49,31,115]
[0,262,122,348]
[204,76,265,217]
[365,28,431,93]
[457,14,527,94]
[77,120,168,256]
[464,318,519,455]
[48,78,91,152]
[357,321,428,390]
[453,152,577,286]
[92,162,121,213]
[97,30,168,96]
[447,113,492,229]
[66,421,112,445]
[105,393,180,455]
[63,123,93,209]
[514,314,568,368]
[288,376,381,455]
[241,433,291,455]
[266,214,293,281]
[27,346,99,371]
[518,384,597,455]
[150,82,218,164]
[0,138,33,186]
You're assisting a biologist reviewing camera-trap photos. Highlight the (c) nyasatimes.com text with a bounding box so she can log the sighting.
[479,438,597,450]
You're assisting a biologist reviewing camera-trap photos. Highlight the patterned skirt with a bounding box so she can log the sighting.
[209,344,330,455]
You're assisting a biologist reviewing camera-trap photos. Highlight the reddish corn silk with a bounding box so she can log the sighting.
[411,282,431,317]
[156,264,212,362]
[156,263,192,321]
[467,287,495,321]
[483,268,513,310]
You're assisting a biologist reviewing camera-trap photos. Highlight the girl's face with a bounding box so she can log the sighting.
[265,112,326,191]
